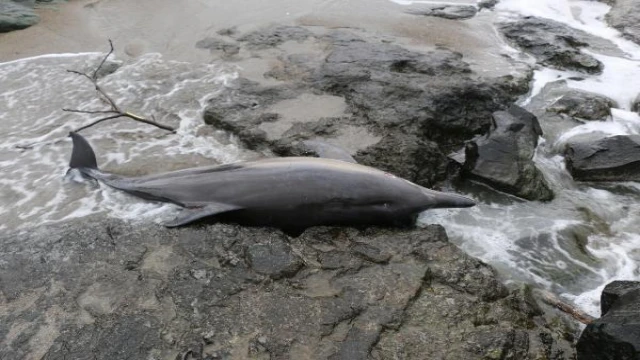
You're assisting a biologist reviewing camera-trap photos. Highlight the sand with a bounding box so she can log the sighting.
[0,0,522,78]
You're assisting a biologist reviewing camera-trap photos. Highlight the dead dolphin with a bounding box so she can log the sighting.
[67,132,475,236]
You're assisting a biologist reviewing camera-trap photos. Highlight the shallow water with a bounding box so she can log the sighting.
[0,0,639,317]
[417,0,640,316]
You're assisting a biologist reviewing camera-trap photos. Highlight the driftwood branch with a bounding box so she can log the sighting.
[14,40,176,151]
[63,39,175,134]
[538,290,596,325]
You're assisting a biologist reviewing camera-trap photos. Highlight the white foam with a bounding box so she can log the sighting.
[0,52,241,231]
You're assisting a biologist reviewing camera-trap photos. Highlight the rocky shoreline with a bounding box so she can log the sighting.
[0,219,580,359]
[2,0,640,358]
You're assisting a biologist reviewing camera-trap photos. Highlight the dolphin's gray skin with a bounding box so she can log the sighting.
[68,132,475,236]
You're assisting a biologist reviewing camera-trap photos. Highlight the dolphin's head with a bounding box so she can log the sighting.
[419,187,476,209]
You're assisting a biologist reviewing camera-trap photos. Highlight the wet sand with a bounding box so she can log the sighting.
[0,0,522,77]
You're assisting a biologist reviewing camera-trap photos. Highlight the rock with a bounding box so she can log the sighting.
[633,93,640,114]
[478,0,498,10]
[246,238,304,279]
[454,105,554,201]
[577,281,640,360]
[204,28,531,188]
[0,218,578,359]
[547,89,616,120]
[498,17,604,74]
[195,37,240,56]
[0,0,39,33]
[524,80,617,151]
[404,4,477,20]
[603,0,640,45]
[564,135,640,181]
[237,25,313,48]
[601,281,640,315]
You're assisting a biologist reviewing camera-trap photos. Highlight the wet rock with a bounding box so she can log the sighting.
[204,28,531,188]
[564,135,640,181]
[478,0,498,10]
[498,17,604,74]
[524,80,616,151]
[0,0,39,33]
[238,25,313,48]
[405,4,477,20]
[603,0,640,45]
[0,218,577,359]
[453,105,554,201]
[601,280,640,315]
[246,238,304,279]
[546,88,616,120]
[195,37,240,56]
[577,281,640,360]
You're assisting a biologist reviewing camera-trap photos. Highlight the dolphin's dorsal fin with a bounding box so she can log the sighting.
[163,202,242,227]
[300,140,357,164]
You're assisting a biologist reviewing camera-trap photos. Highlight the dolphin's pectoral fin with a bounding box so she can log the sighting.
[300,140,357,164]
[163,203,242,228]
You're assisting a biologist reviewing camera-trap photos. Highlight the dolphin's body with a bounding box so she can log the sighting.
[68,132,475,236]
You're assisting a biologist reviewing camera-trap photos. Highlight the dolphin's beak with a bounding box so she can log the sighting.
[422,188,476,209]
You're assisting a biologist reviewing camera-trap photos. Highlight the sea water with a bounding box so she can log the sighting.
[395,0,640,316]
[0,53,242,232]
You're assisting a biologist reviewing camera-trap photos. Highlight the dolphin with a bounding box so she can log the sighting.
[67,132,475,236]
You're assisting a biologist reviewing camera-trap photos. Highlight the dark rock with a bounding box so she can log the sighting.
[577,283,640,360]
[405,4,477,20]
[246,238,304,279]
[564,135,640,181]
[603,0,640,45]
[195,37,240,56]
[454,105,554,201]
[350,242,390,264]
[478,0,499,10]
[0,0,39,33]
[547,89,616,120]
[633,93,640,114]
[498,17,604,74]
[601,280,640,315]
[204,28,531,188]
[238,25,314,48]
[524,80,617,152]
[0,219,577,359]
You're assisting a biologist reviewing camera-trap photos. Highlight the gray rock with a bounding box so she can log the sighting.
[601,280,640,315]
[603,0,640,45]
[633,93,640,113]
[478,0,499,10]
[238,25,314,48]
[454,105,554,201]
[0,219,578,359]
[498,17,604,74]
[564,135,640,181]
[0,0,39,33]
[195,37,240,56]
[524,80,617,152]
[405,4,477,20]
[246,238,303,279]
[577,282,640,360]
[546,88,616,120]
[204,28,531,189]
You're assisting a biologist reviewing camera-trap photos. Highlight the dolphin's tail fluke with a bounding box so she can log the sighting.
[69,132,98,170]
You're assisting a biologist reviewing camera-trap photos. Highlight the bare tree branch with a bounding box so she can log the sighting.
[14,41,176,151]
[64,39,175,134]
